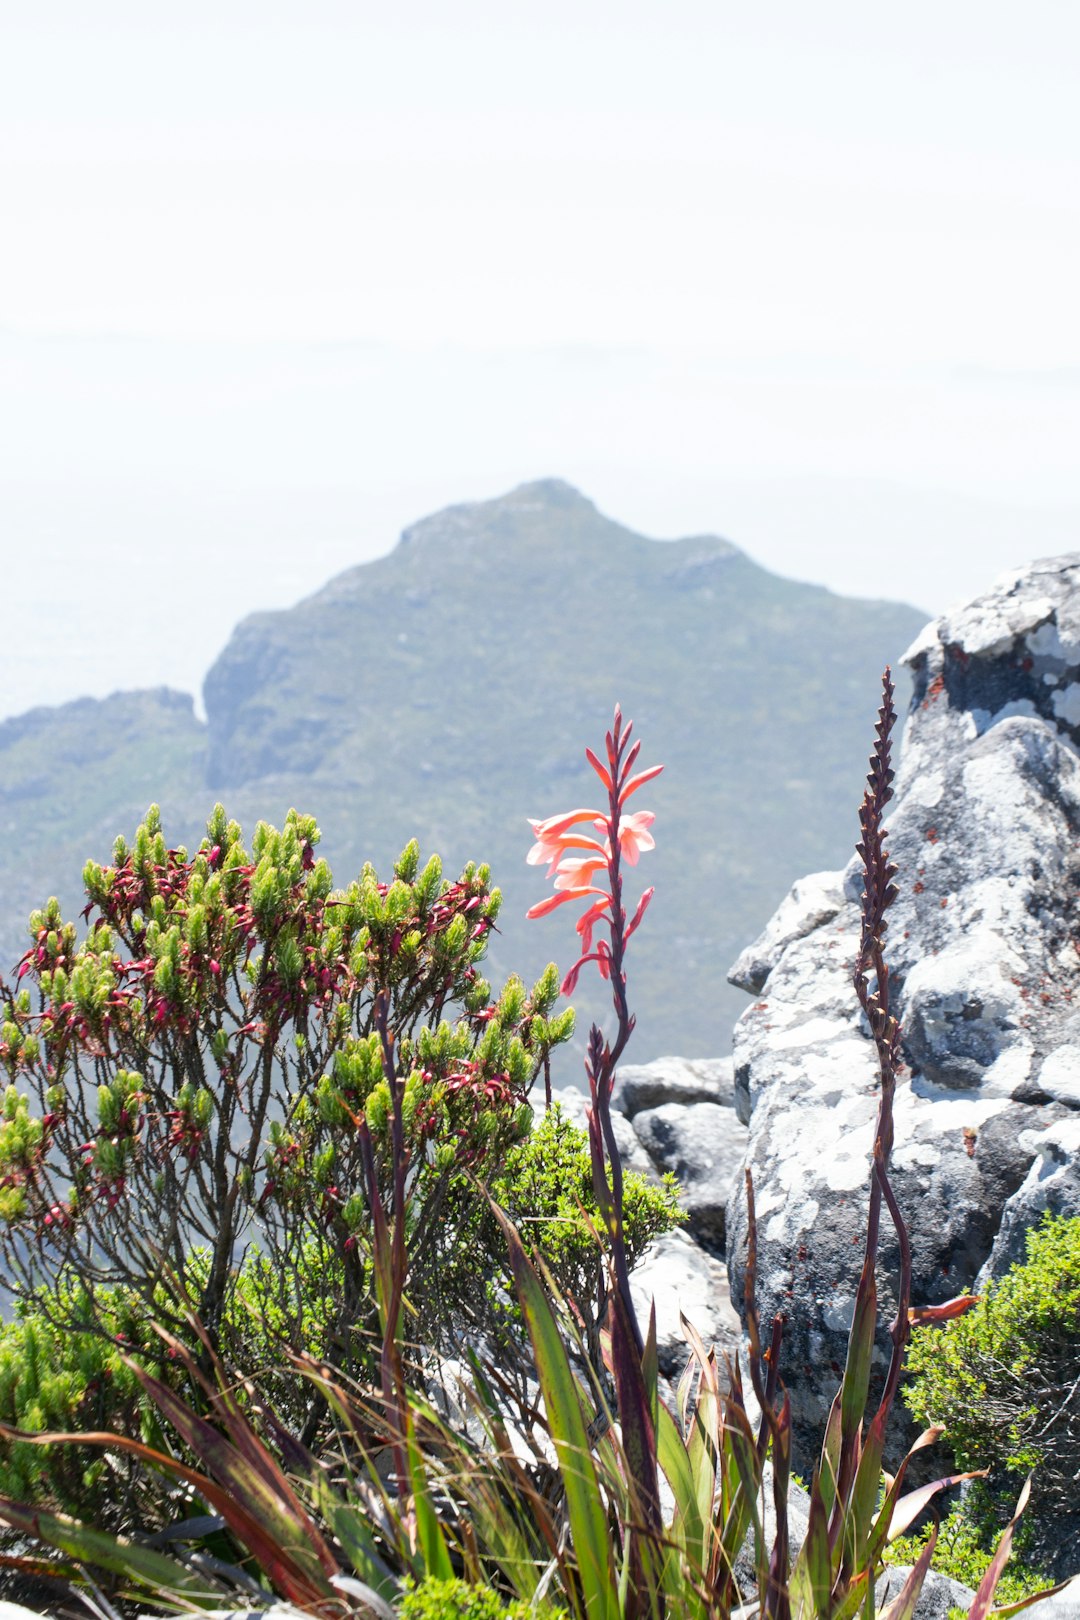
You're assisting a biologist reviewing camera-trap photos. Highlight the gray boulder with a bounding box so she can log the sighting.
[613,1055,736,1115]
[726,554,1080,1472]
[978,1111,1080,1282]
[632,1101,747,1249]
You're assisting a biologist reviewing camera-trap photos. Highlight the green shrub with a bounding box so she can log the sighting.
[0,1103,681,1524]
[885,1498,1051,1608]
[0,1285,173,1529]
[0,809,588,1447]
[400,1575,544,1619]
[489,1103,682,1334]
[904,1211,1080,1521]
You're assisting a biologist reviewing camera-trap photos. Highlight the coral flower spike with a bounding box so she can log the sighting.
[526,707,662,997]
[526,703,663,1431]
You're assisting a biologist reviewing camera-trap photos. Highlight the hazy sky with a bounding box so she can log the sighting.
[2,3,1079,720]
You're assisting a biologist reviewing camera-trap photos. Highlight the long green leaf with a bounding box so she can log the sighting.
[986,1582,1073,1618]
[789,1477,833,1620]
[656,1401,701,1555]
[311,1477,401,1609]
[839,1270,876,1449]
[0,1418,335,1610]
[609,1282,660,1551]
[881,1468,985,1546]
[493,1201,618,1620]
[717,1398,763,1593]
[817,1393,843,1522]
[680,1315,721,1553]
[0,1494,218,1602]
[408,1423,456,1582]
[967,1478,1031,1620]
[125,1361,339,1591]
[830,1569,873,1620]
[846,1408,886,1566]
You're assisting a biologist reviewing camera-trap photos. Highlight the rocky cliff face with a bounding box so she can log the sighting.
[724,554,1080,1478]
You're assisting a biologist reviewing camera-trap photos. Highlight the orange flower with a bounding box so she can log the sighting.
[526,809,607,874]
[616,810,655,866]
[525,884,607,922]
[526,710,662,995]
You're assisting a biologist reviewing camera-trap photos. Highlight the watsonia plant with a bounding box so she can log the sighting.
[504,688,1062,1620]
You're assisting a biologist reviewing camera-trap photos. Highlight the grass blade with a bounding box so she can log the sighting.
[493,1200,618,1620]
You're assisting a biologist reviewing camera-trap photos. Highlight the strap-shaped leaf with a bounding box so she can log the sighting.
[967,1478,1032,1620]
[656,1400,702,1557]
[839,1268,876,1455]
[877,1524,937,1620]
[124,1361,338,1590]
[311,1479,401,1609]
[0,1416,335,1610]
[790,1483,834,1620]
[846,1408,886,1567]
[408,1422,456,1582]
[0,1492,220,1601]
[493,1200,618,1620]
[817,1392,843,1522]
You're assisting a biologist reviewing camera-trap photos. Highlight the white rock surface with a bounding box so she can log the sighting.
[613,1055,736,1114]
[629,1226,740,1375]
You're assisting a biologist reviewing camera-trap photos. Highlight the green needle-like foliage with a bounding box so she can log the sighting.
[905,1213,1080,1534]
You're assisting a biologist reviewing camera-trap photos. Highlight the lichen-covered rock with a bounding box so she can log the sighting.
[978,1112,1080,1282]
[728,870,846,996]
[726,554,1080,1469]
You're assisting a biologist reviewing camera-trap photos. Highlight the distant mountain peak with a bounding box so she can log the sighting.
[500,477,595,510]
[396,477,599,553]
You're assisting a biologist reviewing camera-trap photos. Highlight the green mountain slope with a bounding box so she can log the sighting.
[0,689,207,963]
[0,480,927,1063]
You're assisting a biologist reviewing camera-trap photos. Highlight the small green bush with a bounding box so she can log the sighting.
[904,1211,1080,1523]
[885,1498,1051,1608]
[0,1286,173,1530]
[400,1575,544,1619]
[495,1104,680,1288]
